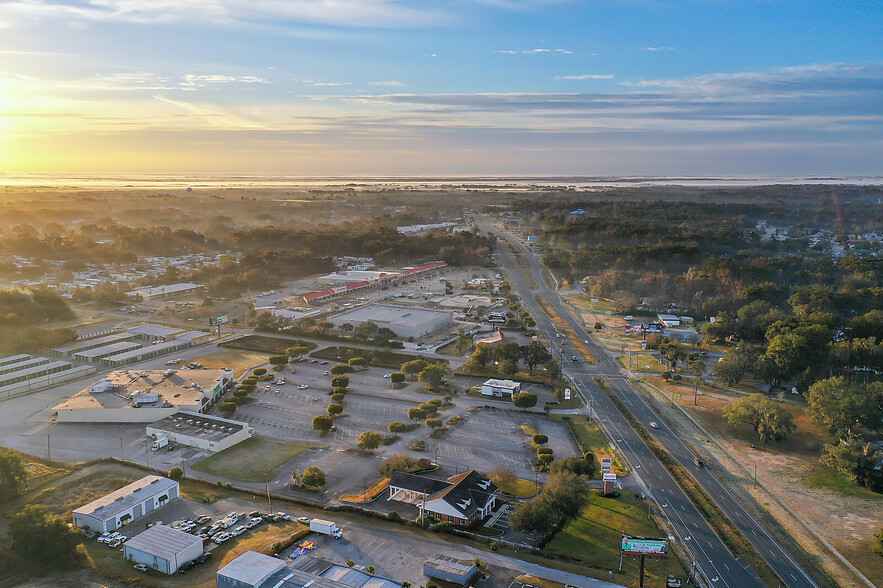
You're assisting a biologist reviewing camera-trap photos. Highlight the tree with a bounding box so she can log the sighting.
[302,466,326,488]
[286,346,310,359]
[358,431,382,451]
[510,497,556,535]
[543,358,561,381]
[523,344,552,374]
[402,359,430,380]
[388,422,409,433]
[331,393,345,402]
[496,342,522,365]
[807,377,883,439]
[312,415,333,433]
[327,403,343,416]
[821,440,883,491]
[532,434,548,445]
[550,455,596,477]
[542,471,589,519]
[349,357,368,368]
[375,327,398,346]
[468,346,491,368]
[874,529,883,557]
[168,466,183,480]
[425,418,443,429]
[390,372,405,384]
[339,323,354,334]
[378,454,417,477]
[0,448,27,501]
[419,365,447,390]
[456,328,473,353]
[689,360,706,405]
[354,321,379,341]
[489,466,516,489]
[408,407,426,420]
[498,359,518,376]
[331,375,350,388]
[538,453,554,465]
[594,321,603,330]
[513,392,538,411]
[332,386,348,396]
[723,395,796,443]
[331,363,354,374]
[269,354,288,367]
[9,505,81,567]
[253,368,267,376]
[419,401,438,416]
[219,402,236,416]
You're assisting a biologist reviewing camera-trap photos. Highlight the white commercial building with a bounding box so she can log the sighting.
[101,340,192,367]
[126,282,205,300]
[126,324,185,342]
[73,341,141,362]
[657,314,681,327]
[53,369,234,423]
[146,411,254,453]
[328,304,453,339]
[480,379,521,399]
[72,475,179,534]
[123,524,203,574]
[317,270,400,286]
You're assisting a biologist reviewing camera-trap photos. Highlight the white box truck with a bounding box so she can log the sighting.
[310,518,343,539]
[151,436,169,451]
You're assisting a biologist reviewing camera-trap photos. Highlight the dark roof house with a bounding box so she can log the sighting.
[387,470,497,525]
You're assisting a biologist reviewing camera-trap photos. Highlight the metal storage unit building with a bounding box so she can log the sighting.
[72,475,179,533]
[423,555,477,585]
[123,524,203,574]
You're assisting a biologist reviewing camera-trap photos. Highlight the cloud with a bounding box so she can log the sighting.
[299,80,352,87]
[369,81,404,87]
[0,0,448,28]
[643,46,674,51]
[496,48,572,55]
[555,74,614,80]
[179,74,269,89]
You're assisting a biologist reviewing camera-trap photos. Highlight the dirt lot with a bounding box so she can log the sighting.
[634,377,883,588]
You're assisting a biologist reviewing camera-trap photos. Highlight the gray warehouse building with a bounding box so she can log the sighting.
[124,524,203,574]
[218,552,403,588]
[328,304,453,339]
[423,555,478,585]
[72,475,179,533]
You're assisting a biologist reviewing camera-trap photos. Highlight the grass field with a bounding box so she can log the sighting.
[192,348,269,373]
[804,466,883,500]
[545,490,687,586]
[192,437,315,482]
[340,477,390,502]
[496,477,540,498]
[552,414,627,476]
[222,335,317,355]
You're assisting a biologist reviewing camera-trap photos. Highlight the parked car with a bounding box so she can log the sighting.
[178,561,195,574]
[231,525,247,536]
[214,532,231,543]
[383,373,391,378]
[247,517,263,528]
[297,517,310,525]
[133,564,148,573]
[97,532,112,543]
[323,371,329,376]
[194,552,213,565]
[195,515,211,524]
[297,384,308,389]
[248,511,263,518]
[275,512,291,521]
[310,359,319,363]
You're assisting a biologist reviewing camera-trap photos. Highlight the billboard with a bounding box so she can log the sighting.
[210,315,229,325]
[621,535,668,557]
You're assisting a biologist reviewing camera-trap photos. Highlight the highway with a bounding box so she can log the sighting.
[483,219,818,588]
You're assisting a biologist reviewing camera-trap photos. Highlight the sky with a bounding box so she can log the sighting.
[0,0,881,176]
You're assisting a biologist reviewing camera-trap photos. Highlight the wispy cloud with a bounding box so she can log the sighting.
[495,48,572,55]
[369,81,404,87]
[180,74,269,89]
[299,79,352,87]
[0,0,448,28]
[555,74,614,80]
[643,46,674,52]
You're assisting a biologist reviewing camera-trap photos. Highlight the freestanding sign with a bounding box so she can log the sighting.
[601,457,613,473]
[209,315,228,325]
[621,535,668,557]
[603,473,616,495]
[621,534,669,588]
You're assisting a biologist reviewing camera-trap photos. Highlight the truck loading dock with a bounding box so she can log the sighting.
[146,411,254,453]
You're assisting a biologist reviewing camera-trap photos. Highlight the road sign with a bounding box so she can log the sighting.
[564,388,571,400]
[210,315,228,325]
[621,535,668,557]
[601,457,612,473]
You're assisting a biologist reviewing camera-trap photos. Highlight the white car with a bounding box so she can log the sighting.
[275,512,292,521]
[276,389,281,394]
[214,532,231,543]
[297,384,308,390]
[382,373,391,379]
[649,421,659,429]
[231,525,247,536]
[97,532,111,543]
[247,517,263,528]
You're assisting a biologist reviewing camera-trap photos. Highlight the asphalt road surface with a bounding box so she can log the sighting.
[483,219,818,588]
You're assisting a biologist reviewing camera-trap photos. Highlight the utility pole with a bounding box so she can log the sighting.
[754,464,757,488]
[47,434,51,462]
[266,481,273,512]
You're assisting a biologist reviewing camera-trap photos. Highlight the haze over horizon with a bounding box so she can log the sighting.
[1,1,880,176]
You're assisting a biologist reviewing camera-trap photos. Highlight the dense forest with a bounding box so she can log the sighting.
[0,289,77,353]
